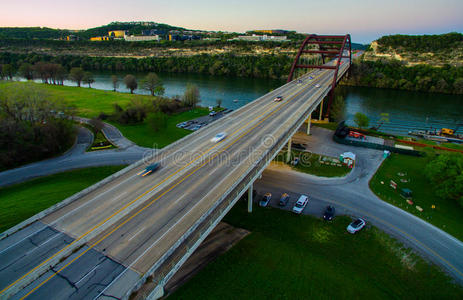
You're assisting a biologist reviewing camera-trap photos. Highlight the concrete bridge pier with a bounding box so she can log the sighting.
[286,138,292,163]
[247,183,253,213]
[318,100,324,121]
[307,114,311,135]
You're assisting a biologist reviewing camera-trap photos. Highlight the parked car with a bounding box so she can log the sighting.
[279,193,290,206]
[191,124,202,131]
[323,205,335,221]
[274,96,283,102]
[308,76,314,80]
[176,122,188,128]
[210,132,227,143]
[347,218,366,234]
[259,193,272,207]
[138,163,160,177]
[315,84,321,88]
[209,111,217,117]
[292,195,309,214]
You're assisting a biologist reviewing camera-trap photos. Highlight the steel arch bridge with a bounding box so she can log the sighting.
[288,34,352,118]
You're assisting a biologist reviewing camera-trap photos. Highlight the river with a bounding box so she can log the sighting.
[20,72,463,136]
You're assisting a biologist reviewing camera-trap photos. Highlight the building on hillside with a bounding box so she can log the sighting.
[168,34,201,41]
[65,35,79,41]
[253,29,290,35]
[90,36,112,41]
[124,35,161,42]
[229,34,289,42]
[108,30,126,38]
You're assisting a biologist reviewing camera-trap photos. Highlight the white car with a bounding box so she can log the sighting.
[292,195,309,214]
[347,218,366,234]
[211,132,227,143]
[315,84,321,88]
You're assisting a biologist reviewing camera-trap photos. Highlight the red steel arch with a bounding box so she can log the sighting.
[287,34,352,118]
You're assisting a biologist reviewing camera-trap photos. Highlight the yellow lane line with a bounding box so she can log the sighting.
[2,71,327,297]
[20,71,328,300]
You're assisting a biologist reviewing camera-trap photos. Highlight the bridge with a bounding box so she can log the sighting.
[0,34,352,300]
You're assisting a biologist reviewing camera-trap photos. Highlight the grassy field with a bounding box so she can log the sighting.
[111,108,209,148]
[171,201,462,299]
[0,81,152,118]
[275,150,351,177]
[0,166,125,232]
[370,152,463,241]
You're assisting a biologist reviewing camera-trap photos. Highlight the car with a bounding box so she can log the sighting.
[191,124,202,131]
[274,96,283,102]
[292,143,305,150]
[176,122,188,128]
[323,205,335,221]
[259,193,272,207]
[347,218,366,234]
[138,163,160,177]
[308,76,314,80]
[315,84,321,88]
[211,132,227,143]
[279,193,290,206]
[209,111,217,117]
[297,79,303,85]
[292,195,309,214]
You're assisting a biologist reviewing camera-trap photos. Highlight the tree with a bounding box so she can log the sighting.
[425,153,463,207]
[2,64,14,80]
[124,74,138,94]
[18,63,34,80]
[111,75,119,92]
[83,72,95,88]
[69,67,85,87]
[454,78,463,94]
[88,117,104,134]
[142,72,164,96]
[183,84,200,108]
[329,95,345,122]
[353,112,369,128]
[146,112,167,132]
[216,98,222,108]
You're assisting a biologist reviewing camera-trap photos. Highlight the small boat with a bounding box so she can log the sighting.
[233,99,239,103]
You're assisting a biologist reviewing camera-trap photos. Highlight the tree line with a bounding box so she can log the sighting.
[342,59,463,94]
[0,51,293,80]
[0,83,76,170]
[373,32,463,53]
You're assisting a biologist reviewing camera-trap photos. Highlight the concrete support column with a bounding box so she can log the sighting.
[319,100,324,121]
[307,114,312,135]
[286,138,292,163]
[247,184,253,213]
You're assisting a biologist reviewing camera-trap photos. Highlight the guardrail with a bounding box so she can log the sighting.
[125,82,327,300]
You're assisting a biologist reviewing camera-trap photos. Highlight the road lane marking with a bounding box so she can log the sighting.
[19,71,332,299]
[128,227,146,242]
[10,67,336,298]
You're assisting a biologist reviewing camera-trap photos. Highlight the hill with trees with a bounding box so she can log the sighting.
[363,32,463,66]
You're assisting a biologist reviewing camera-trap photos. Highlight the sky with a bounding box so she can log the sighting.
[1,0,462,43]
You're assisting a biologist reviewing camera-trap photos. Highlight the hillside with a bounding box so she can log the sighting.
[0,21,189,40]
[362,32,463,66]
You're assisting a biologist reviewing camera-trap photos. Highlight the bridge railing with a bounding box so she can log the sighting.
[125,80,330,300]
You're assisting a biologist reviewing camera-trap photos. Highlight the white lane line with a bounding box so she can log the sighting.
[92,75,328,299]
[128,227,146,242]
[75,264,100,286]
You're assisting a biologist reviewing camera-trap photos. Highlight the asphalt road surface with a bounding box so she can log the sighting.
[0,62,350,299]
[255,127,463,284]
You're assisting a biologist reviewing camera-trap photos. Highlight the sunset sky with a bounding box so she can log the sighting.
[1,0,462,43]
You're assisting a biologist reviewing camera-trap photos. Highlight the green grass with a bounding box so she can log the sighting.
[312,121,338,131]
[0,81,153,118]
[111,108,209,148]
[88,131,117,151]
[0,166,125,232]
[274,150,351,177]
[171,201,462,299]
[370,153,463,241]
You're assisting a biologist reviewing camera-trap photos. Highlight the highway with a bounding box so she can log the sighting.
[0,60,350,299]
